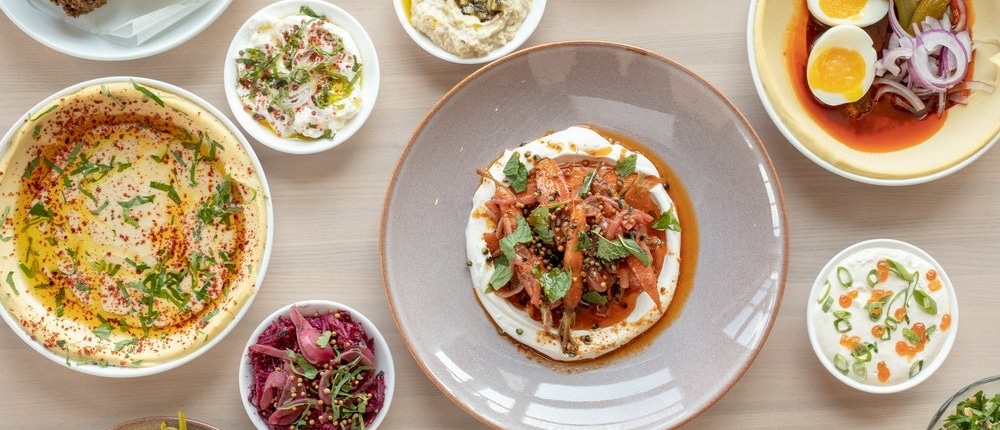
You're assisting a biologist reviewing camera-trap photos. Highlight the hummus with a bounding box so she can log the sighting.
[0,81,269,370]
[410,0,530,58]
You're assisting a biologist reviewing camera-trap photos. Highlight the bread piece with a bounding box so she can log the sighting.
[48,0,108,17]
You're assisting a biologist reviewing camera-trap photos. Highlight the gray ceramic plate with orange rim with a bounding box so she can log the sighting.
[380,41,788,429]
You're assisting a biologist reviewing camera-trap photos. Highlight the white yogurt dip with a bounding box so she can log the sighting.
[808,239,957,391]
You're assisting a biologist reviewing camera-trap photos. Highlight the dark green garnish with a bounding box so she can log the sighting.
[503,153,529,193]
[938,389,1000,430]
[131,81,164,107]
[615,153,638,178]
[539,267,571,302]
[652,205,681,232]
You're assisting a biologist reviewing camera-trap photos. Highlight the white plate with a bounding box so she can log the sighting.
[381,41,788,429]
[0,0,232,61]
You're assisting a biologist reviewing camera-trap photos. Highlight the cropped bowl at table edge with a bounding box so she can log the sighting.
[747,0,1000,186]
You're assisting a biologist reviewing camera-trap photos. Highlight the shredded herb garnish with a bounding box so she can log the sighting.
[939,390,1000,430]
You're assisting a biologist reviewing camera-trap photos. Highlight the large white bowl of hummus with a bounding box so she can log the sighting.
[0,77,273,377]
[394,0,547,64]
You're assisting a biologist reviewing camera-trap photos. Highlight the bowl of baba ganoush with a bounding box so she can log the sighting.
[393,0,547,64]
[0,77,273,377]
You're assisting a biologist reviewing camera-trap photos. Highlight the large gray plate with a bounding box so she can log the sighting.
[381,41,788,429]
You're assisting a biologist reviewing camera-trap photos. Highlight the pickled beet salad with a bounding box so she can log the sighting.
[247,306,386,429]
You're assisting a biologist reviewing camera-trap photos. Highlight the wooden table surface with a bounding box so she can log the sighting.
[1,1,998,428]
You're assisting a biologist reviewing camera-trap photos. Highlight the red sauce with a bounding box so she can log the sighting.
[784,2,970,152]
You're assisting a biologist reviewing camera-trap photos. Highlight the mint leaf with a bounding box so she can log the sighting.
[528,206,554,245]
[574,230,593,252]
[621,237,652,266]
[487,256,512,293]
[615,153,638,177]
[582,291,608,305]
[316,331,333,348]
[503,152,529,193]
[653,206,681,232]
[286,349,319,379]
[597,235,651,265]
[499,214,532,262]
[540,267,571,302]
[597,235,629,260]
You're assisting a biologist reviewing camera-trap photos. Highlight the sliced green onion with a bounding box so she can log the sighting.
[865,302,884,322]
[902,326,922,344]
[834,318,852,333]
[832,310,852,319]
[912,290,938,315]
[851,344,872,363]
[852,361,867,381]
[909,360,924,378]
[836,266,852,287]
[817,280,832,304]
[866,269,879,287]
[885,316,898,332]
[876,325,891,341]
[885,259,915,282]
[833,353,849,375]
[822,296,834,313]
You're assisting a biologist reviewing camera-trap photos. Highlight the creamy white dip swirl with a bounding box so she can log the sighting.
[236,12,363,139]
[810,241,956,388]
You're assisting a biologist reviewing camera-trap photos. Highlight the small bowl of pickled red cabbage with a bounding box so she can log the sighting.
[238,300,394,429]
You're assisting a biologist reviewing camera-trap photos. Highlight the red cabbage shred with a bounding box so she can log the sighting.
[248,309,387,429]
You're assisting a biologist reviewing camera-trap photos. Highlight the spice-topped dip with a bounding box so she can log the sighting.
[0,79,270,372]
[234,6,364,140]
[808,239,958,392]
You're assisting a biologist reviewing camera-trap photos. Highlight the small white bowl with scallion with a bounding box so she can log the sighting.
[807,239,958,394]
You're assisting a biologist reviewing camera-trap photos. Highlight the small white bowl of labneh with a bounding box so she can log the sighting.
[223,0,379,154]
[807,239,958,394]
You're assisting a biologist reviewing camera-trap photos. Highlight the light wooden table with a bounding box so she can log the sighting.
[1,1,997,429]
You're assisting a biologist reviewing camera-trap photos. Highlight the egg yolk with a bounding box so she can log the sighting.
[820,0,867,19]
[808,46,869,103]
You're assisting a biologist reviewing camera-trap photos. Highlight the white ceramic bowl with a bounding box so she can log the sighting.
[223,0,380,154]
[807,239,958,394]
[0,76,273,378]
[239,300,395,429]
[747,0,1000,185]
[393,0,546,64]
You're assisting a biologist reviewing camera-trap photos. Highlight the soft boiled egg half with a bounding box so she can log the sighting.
[806,24,878,106]
[807,0,889,27]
